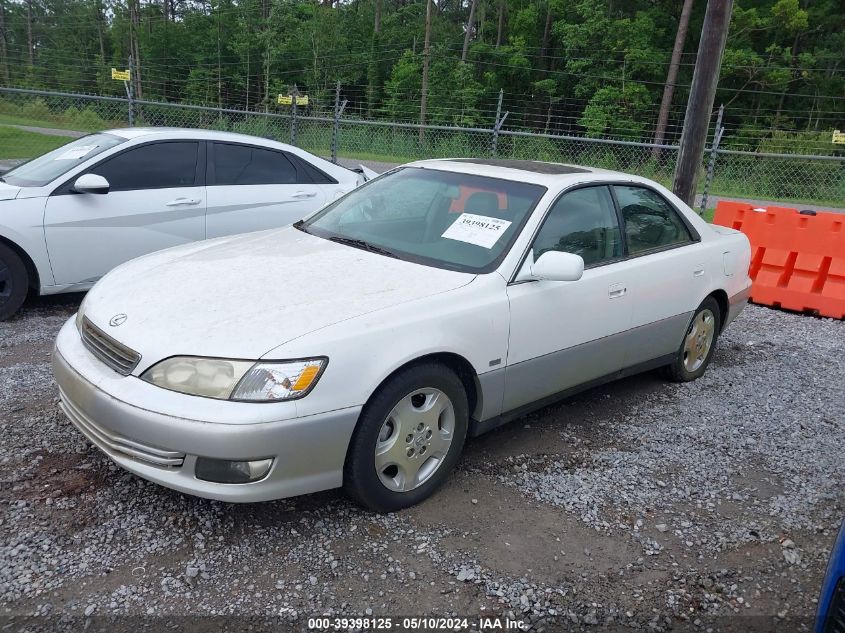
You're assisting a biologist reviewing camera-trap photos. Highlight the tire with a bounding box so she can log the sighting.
[0,243,29,321]
[343,362,469,512]
[663,296,722,383]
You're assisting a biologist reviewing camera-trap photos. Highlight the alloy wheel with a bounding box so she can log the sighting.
[683,309,716,372]
[374,388,455,493]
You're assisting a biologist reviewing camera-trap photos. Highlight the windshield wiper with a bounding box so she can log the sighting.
[328,236,399,259]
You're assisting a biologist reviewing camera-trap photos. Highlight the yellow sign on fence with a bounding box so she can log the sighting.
[833,130,845,145]
[277,94,309,106]
[111,68,131,81]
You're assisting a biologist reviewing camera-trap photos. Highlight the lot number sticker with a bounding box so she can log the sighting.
[441,213,512,249]
[55,146,98,160]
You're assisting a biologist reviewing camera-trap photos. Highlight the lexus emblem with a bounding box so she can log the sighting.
[109,313,128,327]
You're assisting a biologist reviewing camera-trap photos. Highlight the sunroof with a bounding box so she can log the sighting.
[449,159,591,174]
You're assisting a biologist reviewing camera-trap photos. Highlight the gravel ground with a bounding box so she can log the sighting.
[1,295,843,633]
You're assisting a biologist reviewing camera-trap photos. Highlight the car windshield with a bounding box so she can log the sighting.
[299,167,546,273]
[2,132,126,187]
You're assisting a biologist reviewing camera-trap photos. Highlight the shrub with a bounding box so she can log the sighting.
[21,98,53,122]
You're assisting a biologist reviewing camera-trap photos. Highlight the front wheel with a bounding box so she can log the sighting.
[0,244,29,321]
[343,363,468,512]
[663,297,721,383]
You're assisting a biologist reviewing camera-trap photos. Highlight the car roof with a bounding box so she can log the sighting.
[403,158,647,187]
[104,127,297,149]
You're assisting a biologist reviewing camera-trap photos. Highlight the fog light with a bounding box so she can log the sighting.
[195,457,273,484]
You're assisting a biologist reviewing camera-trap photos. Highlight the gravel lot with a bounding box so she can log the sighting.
[1,294,843,632]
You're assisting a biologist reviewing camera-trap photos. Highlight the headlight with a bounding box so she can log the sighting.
[230,359,327,401]
[75,293,90,330]
[140,357,327,402]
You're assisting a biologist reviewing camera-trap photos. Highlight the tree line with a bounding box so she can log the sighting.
[0,0,843,151]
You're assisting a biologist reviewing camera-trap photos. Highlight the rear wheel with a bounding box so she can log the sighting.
[0,244,28,320]
[343,363,468,512]
[663,296,721,382]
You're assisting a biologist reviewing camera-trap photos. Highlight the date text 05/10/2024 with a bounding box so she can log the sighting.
[306,616,528,630]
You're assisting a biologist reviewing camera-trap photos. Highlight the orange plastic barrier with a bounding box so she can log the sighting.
[713,201,845,319]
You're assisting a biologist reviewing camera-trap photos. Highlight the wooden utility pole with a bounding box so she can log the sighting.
[672,0,733,206]
[419,0,432,143]
[461,0,477,62]
[652,0,694,156]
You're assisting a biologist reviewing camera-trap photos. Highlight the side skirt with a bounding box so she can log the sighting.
[468,353,675,437]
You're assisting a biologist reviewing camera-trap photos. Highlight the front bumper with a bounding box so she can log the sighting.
[52,317,361,503]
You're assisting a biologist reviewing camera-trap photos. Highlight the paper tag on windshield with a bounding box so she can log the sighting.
[441,213,512,249]
[55,145,97,160]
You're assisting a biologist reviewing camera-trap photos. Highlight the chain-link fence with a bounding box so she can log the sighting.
[1,86,842,209]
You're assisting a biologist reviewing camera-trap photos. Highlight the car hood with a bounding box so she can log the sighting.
[0,182,21,201]
[83,227,476,367]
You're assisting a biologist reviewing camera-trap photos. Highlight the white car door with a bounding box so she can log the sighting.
[44,140,206,285]
[504,185,633,412]
[611,184,706,367]
[205,142,328,239]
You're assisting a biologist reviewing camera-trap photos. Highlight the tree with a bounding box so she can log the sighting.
[652,0,694,155]
[0,0,9,84]
[461,0,478,62]
[419,0,432,142]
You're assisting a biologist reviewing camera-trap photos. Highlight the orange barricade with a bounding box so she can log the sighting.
[713,201,845,319]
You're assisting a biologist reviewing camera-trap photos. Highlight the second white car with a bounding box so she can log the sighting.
[0,127,374,318]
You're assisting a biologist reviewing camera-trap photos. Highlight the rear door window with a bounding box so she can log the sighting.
[212,143,300,185]
[614,186,693,255]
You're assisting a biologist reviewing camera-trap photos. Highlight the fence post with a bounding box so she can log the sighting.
[699,104,725,216]
[491,89,509,157]
[290,84,299,145]
[331,81,348,164]
[126,55,135,126]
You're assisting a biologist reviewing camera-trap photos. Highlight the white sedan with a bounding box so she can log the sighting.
[52,159,751,512]
[0,128,374,318]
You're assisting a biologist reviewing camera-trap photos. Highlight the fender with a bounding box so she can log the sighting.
[0,196,55,289]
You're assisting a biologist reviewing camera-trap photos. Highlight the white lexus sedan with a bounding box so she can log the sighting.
[0,128,374,319]
[52,159,752,512]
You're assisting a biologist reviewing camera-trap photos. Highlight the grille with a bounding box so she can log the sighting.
[824,577,845,633]
[60,388,185,468]
[80,316,141,375]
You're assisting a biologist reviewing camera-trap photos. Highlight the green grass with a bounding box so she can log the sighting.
[0,112,95,131]
[704,180,843,209]
[0,125,72,159]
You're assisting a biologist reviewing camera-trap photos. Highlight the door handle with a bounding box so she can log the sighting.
[693,266,705,277]
[166,198,201,206]
[608,283,627,298]
[291,191,317,199]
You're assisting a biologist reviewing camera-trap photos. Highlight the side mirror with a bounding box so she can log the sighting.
[73,173,109,194]
[531,251,584,282]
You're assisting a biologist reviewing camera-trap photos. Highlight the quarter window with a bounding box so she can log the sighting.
[532,186,622,267]
[90,142,198,191]
[213,143,298,185]
[614,186,692,254]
